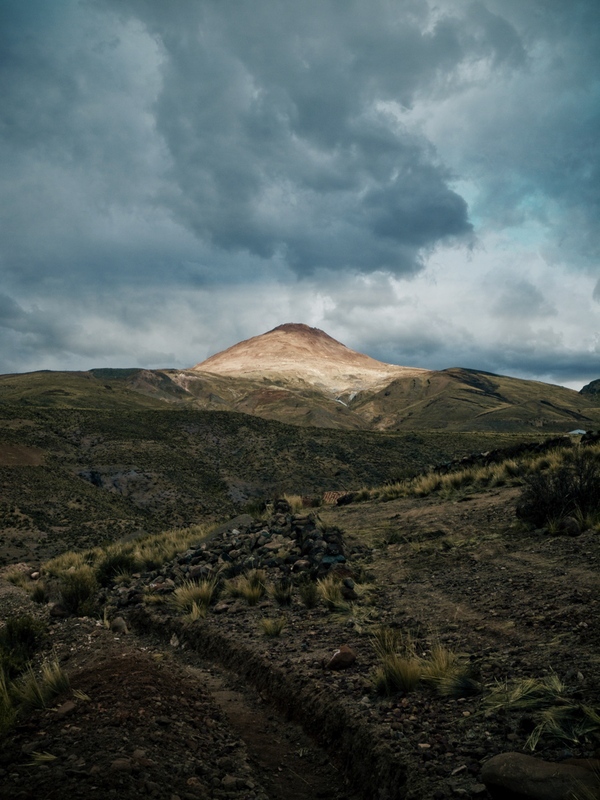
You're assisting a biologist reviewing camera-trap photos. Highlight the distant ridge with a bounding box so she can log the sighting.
[192,322,428,394]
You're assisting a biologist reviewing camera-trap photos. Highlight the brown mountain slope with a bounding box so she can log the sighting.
[2,326,600,432]
[350,367,600,431]
[192,323,428,394]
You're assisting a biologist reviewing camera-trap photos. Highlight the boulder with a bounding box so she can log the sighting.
[324,645,356,671]
[110,616,128,635]
[481,752,600,800]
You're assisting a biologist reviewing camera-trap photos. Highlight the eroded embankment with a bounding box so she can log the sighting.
[129,606,408,800]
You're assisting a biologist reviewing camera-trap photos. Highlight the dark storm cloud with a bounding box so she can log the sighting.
[104,0,481,275]
[0,0,598,381]
[452,0,600,272]
[491,280,555,319]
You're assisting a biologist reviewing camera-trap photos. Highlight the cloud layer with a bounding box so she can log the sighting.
[0,0,598,387]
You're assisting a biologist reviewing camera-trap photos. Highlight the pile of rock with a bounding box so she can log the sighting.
[178,499,347,581]
[103,499,350,611]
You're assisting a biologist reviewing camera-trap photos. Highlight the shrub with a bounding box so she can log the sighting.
[0,616,46,679]
[58,566,98,616]
[517,450,600,527]
[95,550,139,587]
[30,583,48,604]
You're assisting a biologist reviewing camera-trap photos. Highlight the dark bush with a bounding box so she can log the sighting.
[516,450,600,527]
[0,615,46,678]
[59,566,98,615]
[95,551,139,587]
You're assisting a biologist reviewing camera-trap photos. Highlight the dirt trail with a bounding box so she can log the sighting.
[181,660,358,800]
[0,581,359,800]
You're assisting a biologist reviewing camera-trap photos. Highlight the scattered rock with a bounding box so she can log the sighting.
[324,645,356,670]
[559,517,581,537]
[55,700,76,717]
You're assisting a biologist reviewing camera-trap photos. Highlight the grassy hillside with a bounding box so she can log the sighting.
[0,391,544,564]
[351,368,600,431]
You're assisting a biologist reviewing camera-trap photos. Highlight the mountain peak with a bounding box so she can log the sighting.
[192,323,428,395]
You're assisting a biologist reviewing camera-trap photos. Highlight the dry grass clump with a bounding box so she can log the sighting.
[316,574,349,612]
[30,583,48,604]
[42,524,211,582]
[371,625,404,658]
[270,577,293,606]
[224,569,267,606]
[5,569,31,589]
[421,644,479,697]
[484,673,600,750]
[172,578,218,615]
[12,659,70,712]
[58,566,98,616]
[370,628,477,698]
[298,578,319,608]
[346,444,594,506]
[373,654,422,695]
[283,494,304,514]
[95,547,140,587]
[259,617,288,637]
[43,551,87,578]
[0,667,16,736]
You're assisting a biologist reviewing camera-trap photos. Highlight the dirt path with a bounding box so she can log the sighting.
[181,660,357,800]
[0,582,359,800]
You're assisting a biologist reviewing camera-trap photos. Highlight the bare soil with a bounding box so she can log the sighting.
[1,485,599,800]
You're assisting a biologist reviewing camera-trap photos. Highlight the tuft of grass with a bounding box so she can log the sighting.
[28,751,58,765]
[270,578,293,606]
[224,569,267,606]
[373,654,422,695]
[143,589,168,605]
[259,617,287,637]
[283,494,305,514]
[43,551,87,578]
[12,659,70,712]
[4,569,30,589]
[30,583,48,604]
[371,625,404,658]
[0,666,17,735]
[172,578,218,614]
[316,574,348,611]
[42,524,212,582]
[421,645,479,697]
[298,578,319,609]
[58,566,98,616]
[185,601,207,622]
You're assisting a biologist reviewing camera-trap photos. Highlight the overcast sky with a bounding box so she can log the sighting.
[1,0,599,389]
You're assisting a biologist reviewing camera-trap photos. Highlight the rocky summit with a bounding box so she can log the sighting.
[192,322,427,395]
